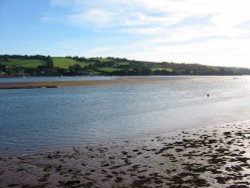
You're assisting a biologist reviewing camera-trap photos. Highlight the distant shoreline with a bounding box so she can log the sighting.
[1,55,250,77]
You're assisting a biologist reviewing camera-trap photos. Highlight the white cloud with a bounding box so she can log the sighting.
[49,0,250,33]
[48,0,250,67]
[68,9,116,27]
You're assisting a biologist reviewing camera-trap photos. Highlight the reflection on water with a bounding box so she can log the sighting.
[1,76,250,155]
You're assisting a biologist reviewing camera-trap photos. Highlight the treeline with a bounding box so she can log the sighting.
[1,54,250,76]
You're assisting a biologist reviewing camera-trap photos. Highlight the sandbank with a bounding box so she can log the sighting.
[0,76,232,89]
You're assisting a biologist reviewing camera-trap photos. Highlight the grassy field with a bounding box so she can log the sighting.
[53,58,90,69]
[152,68,174,72]
[2,59,46,68]
[117,62,130,66]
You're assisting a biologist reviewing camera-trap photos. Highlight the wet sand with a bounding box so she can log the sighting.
[0,76,231,89]
[1,121,250,187]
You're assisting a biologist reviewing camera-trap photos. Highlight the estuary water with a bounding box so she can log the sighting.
[1,76,250,155]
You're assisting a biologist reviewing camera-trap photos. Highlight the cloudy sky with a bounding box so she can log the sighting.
[1,0,250,67]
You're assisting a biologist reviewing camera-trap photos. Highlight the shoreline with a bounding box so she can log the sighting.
[1,121,250,187]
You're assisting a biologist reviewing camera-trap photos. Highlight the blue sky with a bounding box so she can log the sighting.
[1,0,250,67]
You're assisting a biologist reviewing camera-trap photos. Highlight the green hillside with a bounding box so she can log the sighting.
[1,54,250,76]
[53,57,90,69]
[1,58,46,68]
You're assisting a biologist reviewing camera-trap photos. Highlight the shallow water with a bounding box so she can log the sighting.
[0,76,119,83]
[1,76,250,155]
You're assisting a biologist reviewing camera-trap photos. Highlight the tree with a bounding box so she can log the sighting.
[0,64,6,72]
[46,56,53,68]
[69,64,82,74]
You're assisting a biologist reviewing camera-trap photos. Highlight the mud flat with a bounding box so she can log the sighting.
[0,76,231,89]
[1,121,250,187]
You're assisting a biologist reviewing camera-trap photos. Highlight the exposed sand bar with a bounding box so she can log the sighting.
[0,121,250,187]
[0,78,153,89]
[0,76,232,89]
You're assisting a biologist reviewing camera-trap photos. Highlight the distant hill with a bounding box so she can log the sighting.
[1,54,250,76]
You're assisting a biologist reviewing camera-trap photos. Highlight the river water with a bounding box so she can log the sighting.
[1,76,250,155]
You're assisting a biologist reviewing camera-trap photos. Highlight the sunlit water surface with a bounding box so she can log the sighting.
[1,76,250,155]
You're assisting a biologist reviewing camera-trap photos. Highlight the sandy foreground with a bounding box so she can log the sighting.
[0,76,231,89]
[0,121,250,188]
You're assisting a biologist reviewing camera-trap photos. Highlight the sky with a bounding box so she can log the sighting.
[1,0,250,67]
